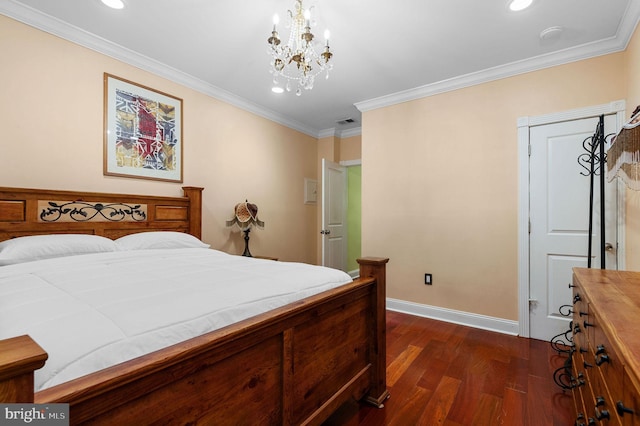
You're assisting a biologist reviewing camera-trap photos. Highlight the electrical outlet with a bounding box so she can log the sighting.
[424,273,432,285]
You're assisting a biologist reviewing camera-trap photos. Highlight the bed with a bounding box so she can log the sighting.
[0,186,389,425]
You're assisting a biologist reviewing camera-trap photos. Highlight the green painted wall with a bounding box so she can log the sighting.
[347,165,362,274]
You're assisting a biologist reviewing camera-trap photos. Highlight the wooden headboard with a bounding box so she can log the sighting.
[0,186,203,242]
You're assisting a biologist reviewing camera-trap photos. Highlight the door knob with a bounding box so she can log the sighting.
[605,242,615,252]
[320,229,331,235]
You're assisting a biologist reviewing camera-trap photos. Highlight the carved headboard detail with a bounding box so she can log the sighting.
[0,186,203,241]
[37,200,148,223]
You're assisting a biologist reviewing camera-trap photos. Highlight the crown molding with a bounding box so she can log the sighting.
[355,37,625,112]
[317,126,362,139]
[4,0,639,137]
[619,0,640,49]
[356,5,640,113]
[338,127,362,138]
[317,128,337,139]
[0,0,321,138]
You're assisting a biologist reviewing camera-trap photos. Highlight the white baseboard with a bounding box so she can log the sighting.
[386,298,520,336]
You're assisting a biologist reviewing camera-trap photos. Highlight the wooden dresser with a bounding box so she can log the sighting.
[571,268,640,425]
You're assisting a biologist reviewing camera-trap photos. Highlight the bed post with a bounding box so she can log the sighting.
[357,257,390,408]
[182,186,203,239]
[0,335,47,403]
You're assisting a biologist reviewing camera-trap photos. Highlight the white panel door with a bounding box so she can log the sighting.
[529,115,618,341]
[321,159,347,271]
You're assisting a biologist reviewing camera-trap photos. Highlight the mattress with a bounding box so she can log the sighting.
[0,248,352,391]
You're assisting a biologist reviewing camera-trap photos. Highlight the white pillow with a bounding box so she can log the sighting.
[115,231,210,250]
[0,234,117,266]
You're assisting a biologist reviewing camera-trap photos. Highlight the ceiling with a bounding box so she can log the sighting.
[2,0,639,137]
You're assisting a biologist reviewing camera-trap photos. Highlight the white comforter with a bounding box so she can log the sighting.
[0,248,352,391]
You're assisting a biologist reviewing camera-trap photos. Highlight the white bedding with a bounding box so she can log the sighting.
[0,248,352,391]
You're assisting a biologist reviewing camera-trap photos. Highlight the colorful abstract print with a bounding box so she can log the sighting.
[114,89,177,172]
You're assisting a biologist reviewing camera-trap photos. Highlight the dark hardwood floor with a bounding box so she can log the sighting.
[323,310,574,426]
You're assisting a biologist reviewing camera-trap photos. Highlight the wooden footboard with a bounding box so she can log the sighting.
[0,258,388,425]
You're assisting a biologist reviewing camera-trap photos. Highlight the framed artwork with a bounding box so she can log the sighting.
[103,73,183,182]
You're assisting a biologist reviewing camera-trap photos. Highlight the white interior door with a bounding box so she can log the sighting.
[529,115,618,341]
[321,159,347,271]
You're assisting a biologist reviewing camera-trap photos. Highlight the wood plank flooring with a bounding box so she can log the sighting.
[323,310,574,426]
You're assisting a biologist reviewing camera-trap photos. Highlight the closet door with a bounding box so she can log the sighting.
[528,115,618,341]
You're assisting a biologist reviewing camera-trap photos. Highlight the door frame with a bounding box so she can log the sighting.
[517,100,627,337]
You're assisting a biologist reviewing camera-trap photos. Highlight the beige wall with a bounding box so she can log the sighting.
[624,24,640,271]
[0,15,318,263]
[4,12,640,321]
[362,53,627,321]
[339,135,362,162]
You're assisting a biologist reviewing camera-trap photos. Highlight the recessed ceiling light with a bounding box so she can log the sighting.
[101,0,124,9]
[271,86,284,94]
[508,0,533,11]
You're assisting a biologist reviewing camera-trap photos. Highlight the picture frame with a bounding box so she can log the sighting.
[103,73,183,182]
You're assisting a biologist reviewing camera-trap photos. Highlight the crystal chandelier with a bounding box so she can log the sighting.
[267,0,333,96]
